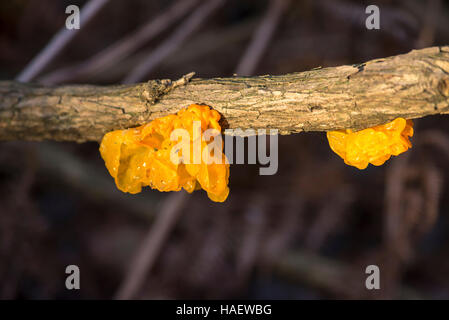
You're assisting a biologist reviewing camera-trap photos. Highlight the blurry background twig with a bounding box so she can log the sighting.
[123,0,225,84]
[235,0,290,75]
[39,0,202,85]
[115,192,187,300]
[16,0,109,82]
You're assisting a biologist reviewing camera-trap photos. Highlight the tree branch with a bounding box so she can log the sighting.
[1,46,448,142]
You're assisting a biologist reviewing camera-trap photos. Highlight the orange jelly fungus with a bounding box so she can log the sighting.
[326,118,414,170]
[99,104,230,202]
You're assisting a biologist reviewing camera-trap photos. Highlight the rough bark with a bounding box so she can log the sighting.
[1,46,448,143]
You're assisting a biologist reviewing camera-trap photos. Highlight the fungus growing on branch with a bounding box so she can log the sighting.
[326,118,414,169]
[99,104,230,202]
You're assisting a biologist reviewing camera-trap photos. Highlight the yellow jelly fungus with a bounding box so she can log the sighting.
[99,104,230,202]
[326,118,414,169]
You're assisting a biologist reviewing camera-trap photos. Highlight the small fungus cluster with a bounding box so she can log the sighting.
[100,102,414,202]
[326,117,414,169]
[99,104,230,202]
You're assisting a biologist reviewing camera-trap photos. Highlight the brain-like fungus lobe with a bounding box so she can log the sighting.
[99,104,230,202]
[326,118,414,169]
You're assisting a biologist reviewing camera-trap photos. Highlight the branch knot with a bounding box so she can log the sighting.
[142,72,195,104]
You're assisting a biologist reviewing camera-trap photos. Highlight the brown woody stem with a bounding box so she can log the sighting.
[1,46,448,142]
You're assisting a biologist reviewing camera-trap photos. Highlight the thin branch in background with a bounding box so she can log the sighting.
[318,0,419,45]
[384,153,413,262]
[35,142,160,221]
[401,0,449,42]
[415,131,449,232]
[114,191,188,300]
[273,249,424,299]
[415,0,441,48]
[418,130,449,161]
[236,197,267,276]
[261,195,303,265]
[77,18,258,83]
[235,0,290,76]
[304,186,354,251]
[421,164,443,233]
[123,0,225,84]
[382,153,419,298]
[186,206,231,290]
[273,250,359,298]
[16,0,109,82]
[380,128,449,298]
[40,0,201,85]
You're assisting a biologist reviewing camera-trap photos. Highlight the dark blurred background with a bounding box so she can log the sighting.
[0,0,449,299]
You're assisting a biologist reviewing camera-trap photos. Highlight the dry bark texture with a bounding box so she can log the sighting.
[1,46,449,143]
